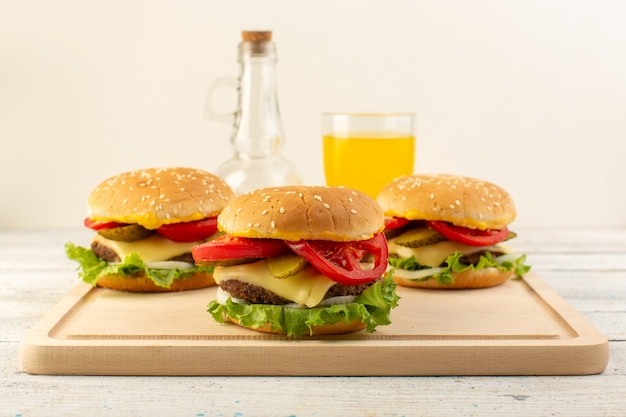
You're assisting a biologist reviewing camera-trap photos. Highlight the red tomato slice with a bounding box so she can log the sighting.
[156,217,219,242]
[285,233,388,285]
[192,235,289,263]
[384,217,411,230]
[84,218,126,231]
[426,221,509,246]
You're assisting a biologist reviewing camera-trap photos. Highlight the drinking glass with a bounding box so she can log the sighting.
[322,113,416,199]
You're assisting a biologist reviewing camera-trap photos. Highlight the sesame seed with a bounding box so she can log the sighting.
[314,195,323,201]
[323,203,330,209]
[350,209,357,214]
[261,210,268,215]
[279,207,286,214]
[270,221,276,228]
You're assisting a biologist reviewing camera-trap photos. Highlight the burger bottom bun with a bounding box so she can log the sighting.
[393,268,515,289]
[227,316,367,336]
[96,271,216,292]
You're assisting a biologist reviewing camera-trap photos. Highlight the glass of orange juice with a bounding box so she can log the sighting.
[322,113,416,199]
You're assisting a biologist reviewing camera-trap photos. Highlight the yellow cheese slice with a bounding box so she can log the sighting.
[92,234,201,263]
[214,261,337,308]
[387,238,510,268]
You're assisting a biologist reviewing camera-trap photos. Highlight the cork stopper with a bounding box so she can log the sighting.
[242,31,272,42]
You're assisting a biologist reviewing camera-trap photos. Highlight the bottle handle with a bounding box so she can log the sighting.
[204,76,239,125]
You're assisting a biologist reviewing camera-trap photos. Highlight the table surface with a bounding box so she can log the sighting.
[2,227,624,417]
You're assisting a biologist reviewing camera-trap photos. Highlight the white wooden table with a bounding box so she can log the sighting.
[2,228,624,416]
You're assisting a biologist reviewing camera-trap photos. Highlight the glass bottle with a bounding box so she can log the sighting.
[209,31,302,194]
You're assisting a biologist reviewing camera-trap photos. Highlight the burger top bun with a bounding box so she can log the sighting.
[218,185,385,242]
[377,174,516,230]
[87,167,235,229]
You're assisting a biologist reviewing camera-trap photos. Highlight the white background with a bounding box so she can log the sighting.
[1,0,625,230]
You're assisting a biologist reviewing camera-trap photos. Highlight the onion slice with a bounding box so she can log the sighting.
[389,266,446,280]
[144,261,194,270]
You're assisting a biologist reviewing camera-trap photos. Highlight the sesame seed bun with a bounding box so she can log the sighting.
[378,174,522,290]
[75,167,235,293]
[87,167,235,230]
[95,271,216,292]
[218,185,385,242]
[377,174,516,230]
[392,268,516,290]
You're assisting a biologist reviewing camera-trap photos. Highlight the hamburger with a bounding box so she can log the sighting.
[192,185,399,337]
[65,167,235,292]
[377,174,530,289]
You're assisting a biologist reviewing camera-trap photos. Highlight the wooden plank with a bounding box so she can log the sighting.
[513,228,626,252]
[19,273,609,376]
[525,253,626,271]
[3,339,626,417]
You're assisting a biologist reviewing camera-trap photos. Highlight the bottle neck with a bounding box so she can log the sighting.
[231,41,284,158]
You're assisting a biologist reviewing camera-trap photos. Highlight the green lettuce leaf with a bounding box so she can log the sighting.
[65,242,214,288]
[388,251,531,285]
[207,273,400,337]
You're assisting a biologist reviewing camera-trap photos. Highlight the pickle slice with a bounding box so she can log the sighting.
[266,253,308,279]
[196,257,258,267]
[98,224,155,242]
[394,227,447,248]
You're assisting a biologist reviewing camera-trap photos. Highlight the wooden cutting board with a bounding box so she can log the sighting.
[19,273,609,376]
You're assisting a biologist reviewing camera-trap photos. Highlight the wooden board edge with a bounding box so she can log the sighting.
[19,283,94,374]
[18,276,611,376]
[19,340,610,376]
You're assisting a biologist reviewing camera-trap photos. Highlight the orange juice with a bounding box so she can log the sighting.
[323,134,415,199]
